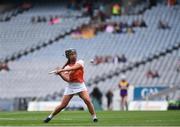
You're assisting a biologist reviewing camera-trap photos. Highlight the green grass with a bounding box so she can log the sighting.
[0,111,180,126]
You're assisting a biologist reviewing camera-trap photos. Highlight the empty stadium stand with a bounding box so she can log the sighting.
[0,3,180,101]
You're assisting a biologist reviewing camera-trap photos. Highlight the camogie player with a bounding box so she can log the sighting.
[44,49,98,123]
[118,76,129,111]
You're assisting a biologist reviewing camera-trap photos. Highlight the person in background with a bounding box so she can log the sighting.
[0,62,10,72]
[106,23,115,33]
[146,69,160,79]
[120,54,127,63]
[167,0,176,7]
[127,26,135,34]
[112,3,121,16]
[91,86,102,107]
[83,1,93,17]
[140,19,147,28]
[158,20,170,30]
[118,75,129,111]
[106,90,113,110]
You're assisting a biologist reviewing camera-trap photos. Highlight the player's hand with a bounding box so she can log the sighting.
[49,67,62,74]
[55,67,63,74]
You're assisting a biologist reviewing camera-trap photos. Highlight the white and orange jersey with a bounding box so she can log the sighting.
[64,60,84,83]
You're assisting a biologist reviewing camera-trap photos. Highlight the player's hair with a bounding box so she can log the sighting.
[62,59,70,69]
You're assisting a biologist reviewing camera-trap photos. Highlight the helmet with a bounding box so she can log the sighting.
[65,48,77,58]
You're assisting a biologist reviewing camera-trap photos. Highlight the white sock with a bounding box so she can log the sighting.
[48,114,53,119]
[92,114,97,119]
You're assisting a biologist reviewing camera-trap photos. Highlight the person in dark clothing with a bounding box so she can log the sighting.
[158,20,171,30]
[106,90,113,110]
[91,86,102,106]
[140,19,147,27]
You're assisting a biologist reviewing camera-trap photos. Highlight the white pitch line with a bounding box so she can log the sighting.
[0,117,73,121]
[0,126,180,127]
[0,112,40,116]
[0,118,39,121]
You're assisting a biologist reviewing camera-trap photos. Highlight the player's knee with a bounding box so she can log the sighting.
[84,98,91,105]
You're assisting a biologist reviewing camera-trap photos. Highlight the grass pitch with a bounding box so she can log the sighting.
[0,111,180,126]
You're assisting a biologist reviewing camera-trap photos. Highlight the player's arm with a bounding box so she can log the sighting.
[57,63,82,73]
[118,83,121,88]
[58,72,70,82]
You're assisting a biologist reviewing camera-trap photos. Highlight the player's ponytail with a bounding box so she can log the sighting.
[62,59,70,69]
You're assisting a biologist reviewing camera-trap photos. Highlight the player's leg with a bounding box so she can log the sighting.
[78,90,98,122]
[51,94,74,116]
[107,99,110,110]
[124,95,128,111]
[44,94,73,123]
[109,99,113,110]
[120,96,124,111]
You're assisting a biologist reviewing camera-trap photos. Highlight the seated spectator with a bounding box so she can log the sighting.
[96,9,106,22]
[158,20,170,30]
[120,54,127,63]
[98,24,106,32]
[42,16,47,22]
[127,26,135,34]
[71,25,96,39]
[31,16,36,23]
[0,62,10,72]
[49,17,60,25]
[112,3,121,16]
[92,56,103,65]
[114,54,127,63]
[167,0,176,7]
[82,2,93,17]
[81,26,96,39]
[120,22,128,29]
[91,54,127,65]
[114,23,122,33]
[106,24,115,33]
[37,16,42,23]
[146,69,160,78]
[71,29,82,39]
[140,19,147,27]
[132,19,140,27]
[113,55,119,64]
[132,19,147,28]
[105,55,113,63]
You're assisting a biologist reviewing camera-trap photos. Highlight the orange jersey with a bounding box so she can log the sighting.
[65,60,84,83]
